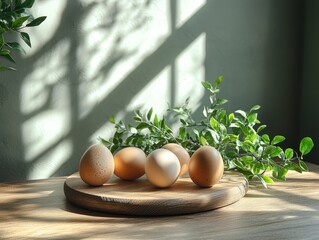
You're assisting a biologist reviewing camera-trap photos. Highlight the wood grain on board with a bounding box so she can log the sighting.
[64,171,248,216]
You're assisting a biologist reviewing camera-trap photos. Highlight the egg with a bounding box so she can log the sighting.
[188,146,224,188]
[114,147,146,180]
[162,143,190,176]
[79,143,114,186]
[145,149,181,188]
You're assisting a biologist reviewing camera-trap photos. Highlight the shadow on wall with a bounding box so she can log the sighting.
[0,0,208,181]
[0,0,306,182]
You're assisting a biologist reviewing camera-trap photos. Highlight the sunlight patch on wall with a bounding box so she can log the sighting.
[77,0,171,120]
[21,40,71,170]
[22,108,70,163]
[175,33,206,109]
[23,0,67,57]
[127,65,171,115]
[20,40,70,115]
[27,139,73,179]
[176,0,207,28]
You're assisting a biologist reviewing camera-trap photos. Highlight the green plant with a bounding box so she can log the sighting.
[100,76,314,188]
[0,0,46,71]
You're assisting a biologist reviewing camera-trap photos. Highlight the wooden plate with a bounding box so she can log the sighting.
[64,171,248,216]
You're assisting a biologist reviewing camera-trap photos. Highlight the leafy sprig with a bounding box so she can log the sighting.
[101,76,314,187]
[0,0,46,71]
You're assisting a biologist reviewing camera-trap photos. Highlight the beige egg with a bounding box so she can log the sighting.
[145,149,181,188]
[162,143,190,176]
[114,147,146,180]
[188,146,224,188]
[79,143,114,186]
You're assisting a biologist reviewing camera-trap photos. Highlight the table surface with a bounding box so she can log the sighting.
[1,163,318,240]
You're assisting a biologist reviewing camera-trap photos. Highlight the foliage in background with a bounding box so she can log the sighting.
[101,76,314,188]
[0,0,46,71]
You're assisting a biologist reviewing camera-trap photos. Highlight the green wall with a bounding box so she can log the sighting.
[0,0,316,182]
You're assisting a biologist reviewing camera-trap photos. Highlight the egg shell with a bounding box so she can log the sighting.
[162,143,190,176]
[145,149,181,188]
[188,146,224,188]
[114,147,146,180]
[79,143,114,186]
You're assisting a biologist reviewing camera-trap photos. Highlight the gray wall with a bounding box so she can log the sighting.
[0,0,314,182]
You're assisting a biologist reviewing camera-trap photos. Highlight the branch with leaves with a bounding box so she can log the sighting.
[100,76,314,188]
[0,0,46,71]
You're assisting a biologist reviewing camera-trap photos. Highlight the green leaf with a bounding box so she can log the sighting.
[247,112,257,123]
[216,98,228,105]
[0,65,16,71]
[179,127,186,139]
[26,16,46,27]
[250,105,261,112]
[261,134,270,144]
[0,34,4,46]
[1,50,15,63]
[20,0,35,8]
[20,32,31,47]
[217,109,226,122]
[235,110,247,119]
[257,125,267,133]
[271,135,286,145]
[261,175,274,184]
[263,145,275,156]
[202,107,207,117]
[226,151,238,158]
[209,116,218,130]
[206,129,219,144]
[228,134,238,141]
[136,122,149,130]
[154,114,159,127]
[12,15,29,28]
[99,137,111,145]
[201,81,212,90]
[299,137,314,156]
[240,155,254,163]
[214,75,223,87]
[228,113,234,123]
[289,162,302,173]
[133,116,142,122]
[147,107,153,121]
[284,148,294,160]
[193,129,199,139]
[108,116,115,124]
[270,146,283,158]
[273,166,289,181]
[237,122,250,136]
[200,136,207,145]
[1,49,10,55]
[160,117,166,129]
[299,160,309,171]
[6,42,26,54]
[134,109,142,118]
[258,175,268,188]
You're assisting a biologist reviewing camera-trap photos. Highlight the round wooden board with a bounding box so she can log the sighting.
[64,171,248,216]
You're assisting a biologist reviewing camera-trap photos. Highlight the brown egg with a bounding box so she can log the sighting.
[188,146,224,188]
[79,143,114,186]
[162,143,190,176]
[114,147,146,180]
[145,149,181,188]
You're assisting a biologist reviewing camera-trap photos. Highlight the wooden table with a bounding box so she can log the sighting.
[1,163,318,240]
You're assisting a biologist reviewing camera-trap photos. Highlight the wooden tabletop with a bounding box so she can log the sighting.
[1,163,318,240]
